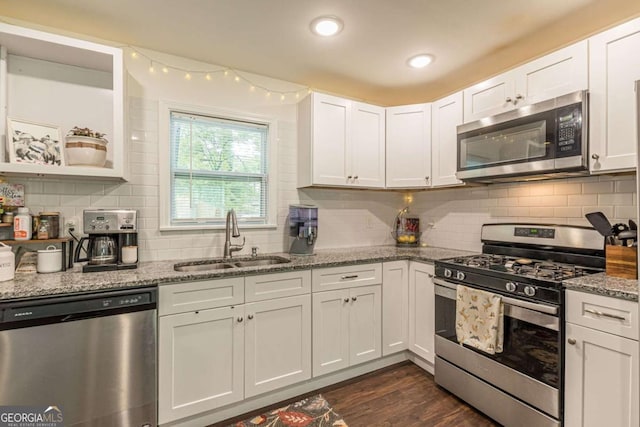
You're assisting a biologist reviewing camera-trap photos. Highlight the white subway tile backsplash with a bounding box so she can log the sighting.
[582,181,614,194]
[598,193,634,206]
[616,179,637,193]
[568,194,598,206]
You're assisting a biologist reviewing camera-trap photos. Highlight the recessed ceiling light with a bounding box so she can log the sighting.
[310,16,344,37]
[407,54,435,69]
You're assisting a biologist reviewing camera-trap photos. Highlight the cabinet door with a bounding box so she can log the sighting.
[386,104,432,188]
[244,294,311,398]
[349,285,382,365]
[382,261,409,356]
[589,18,640,173]
[514,41,588,106]
[351,101,386,188]
[565,322,639,427]
[312,93,351,186]
[431,92,464,187]
[312,289,350,376]
[463,71,515,122]
[158,305,244,424]
[408,262,435,363]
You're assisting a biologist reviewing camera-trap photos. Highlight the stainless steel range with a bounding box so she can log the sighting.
[434,223,605,427]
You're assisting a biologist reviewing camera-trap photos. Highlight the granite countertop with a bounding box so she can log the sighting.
[0,245,475,301]
[563,272,639,302]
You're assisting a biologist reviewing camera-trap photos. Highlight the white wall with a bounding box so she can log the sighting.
[7,45,637,261]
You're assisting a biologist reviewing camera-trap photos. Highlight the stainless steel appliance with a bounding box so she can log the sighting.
[434,223,605,427]
[456,90,588,183]
[289,204,318,255]
[0,287,157,427]
[74,209,138,273]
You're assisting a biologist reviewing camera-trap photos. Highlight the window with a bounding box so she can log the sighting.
[160,103,277,229]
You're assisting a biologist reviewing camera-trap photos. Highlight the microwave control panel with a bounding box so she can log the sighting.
[555,103,583,157]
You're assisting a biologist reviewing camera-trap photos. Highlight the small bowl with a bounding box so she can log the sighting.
[65,135,108,167]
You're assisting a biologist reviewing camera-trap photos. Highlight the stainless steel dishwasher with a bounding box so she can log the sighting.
[0,287,157,427]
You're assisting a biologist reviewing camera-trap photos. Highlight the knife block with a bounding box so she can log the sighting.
[605,245,638,279]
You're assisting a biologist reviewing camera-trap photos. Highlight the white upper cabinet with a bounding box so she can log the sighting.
[431,92,464,187]
[0,22,125,180]
[297,92,385,188]
[463,41,588,122]
[385,103,432,188]
[351,101,386,187]
[589,17,640,173]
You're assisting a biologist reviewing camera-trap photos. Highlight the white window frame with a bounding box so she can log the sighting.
[159,100,278,231]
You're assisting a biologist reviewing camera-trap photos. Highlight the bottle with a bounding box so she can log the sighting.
[14,207,32,240]
[37,219,50,240]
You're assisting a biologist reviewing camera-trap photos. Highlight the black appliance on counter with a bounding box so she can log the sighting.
[74,209,139,272]
[434,223,605,427]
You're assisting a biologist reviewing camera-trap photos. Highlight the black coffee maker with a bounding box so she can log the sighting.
[74,209,139,272]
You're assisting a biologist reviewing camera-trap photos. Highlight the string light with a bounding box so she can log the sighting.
[126,46,308,100]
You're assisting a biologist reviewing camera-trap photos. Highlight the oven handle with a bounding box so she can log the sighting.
[433,277,559,316]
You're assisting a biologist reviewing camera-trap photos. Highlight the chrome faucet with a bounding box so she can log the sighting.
[223,209,245,258]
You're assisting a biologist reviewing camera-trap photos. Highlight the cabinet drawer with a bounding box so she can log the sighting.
[245,270,311,302]
[566,290,638,340]
[312,263,382,292]
[159,277,244,316]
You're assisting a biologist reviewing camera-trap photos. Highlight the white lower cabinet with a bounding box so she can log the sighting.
[159,305,245,424]
[312,284,382,376]
[382,261,409,355]
[244,294,311,398]
[565,290,639,427]
[408,262,435,363]
[159,272,311,424]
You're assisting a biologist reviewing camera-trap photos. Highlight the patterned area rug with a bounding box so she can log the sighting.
[229,394,348,427]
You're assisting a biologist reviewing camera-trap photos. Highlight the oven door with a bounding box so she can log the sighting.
[434,278,561,422]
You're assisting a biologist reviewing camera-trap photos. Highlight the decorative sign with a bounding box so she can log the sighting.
[0,183,25,206]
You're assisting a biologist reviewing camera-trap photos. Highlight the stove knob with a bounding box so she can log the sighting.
[456,271,466,281]
[505,282,517,292]
[524,286,536,297]
[444,269,452,278]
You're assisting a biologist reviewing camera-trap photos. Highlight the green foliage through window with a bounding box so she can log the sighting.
[170,111,268,224]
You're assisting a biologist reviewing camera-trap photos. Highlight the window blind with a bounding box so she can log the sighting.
[170,111,269,225]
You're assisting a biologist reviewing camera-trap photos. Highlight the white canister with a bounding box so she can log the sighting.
[0,242,15,281]
[37,245,62,274]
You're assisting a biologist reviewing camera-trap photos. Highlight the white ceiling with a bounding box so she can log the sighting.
[1,0,639,105]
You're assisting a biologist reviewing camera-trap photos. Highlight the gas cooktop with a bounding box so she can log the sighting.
[444,254,603,284]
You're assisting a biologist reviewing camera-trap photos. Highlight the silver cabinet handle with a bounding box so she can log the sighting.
[344,298,350,303]
[568,338,577,345]
[341,274,359,280]
[505,97,513,103]
[351,296,357,302]
[427,273,434,278]
[585,308,626,321]
[425,176,429,182]
[591,154,599,160]
[248,314,254,320]
[354,175,358,180]
[347,175,352,180]
[237,317,244,323]
[515,94,524,100]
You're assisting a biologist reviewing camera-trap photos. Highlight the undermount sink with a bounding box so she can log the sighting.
[233,256,291,268]
[174,256,290,272]
[174,261,235,272]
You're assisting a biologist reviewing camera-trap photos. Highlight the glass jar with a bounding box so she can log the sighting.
[37,219,50,240]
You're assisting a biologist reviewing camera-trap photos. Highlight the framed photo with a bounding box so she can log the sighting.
[7,118,65,166]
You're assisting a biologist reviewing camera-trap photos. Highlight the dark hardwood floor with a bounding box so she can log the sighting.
[215,362,500,427]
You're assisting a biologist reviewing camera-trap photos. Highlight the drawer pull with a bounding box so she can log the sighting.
[567,338,576,345]
[585,308,626,321]
[344,298,350,303]
[341,274,359,280]
[351,296,357,302]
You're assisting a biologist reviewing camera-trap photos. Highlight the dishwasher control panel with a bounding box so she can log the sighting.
[0,288,156,327]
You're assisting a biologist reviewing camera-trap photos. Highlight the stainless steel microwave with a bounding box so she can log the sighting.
[456,90,588,183]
